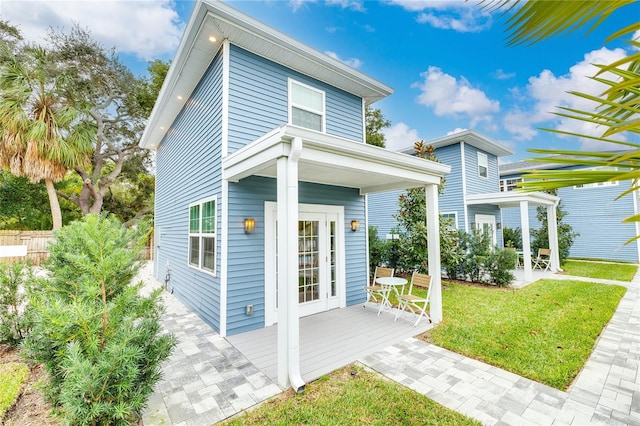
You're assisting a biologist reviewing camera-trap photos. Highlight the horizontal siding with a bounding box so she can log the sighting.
[367,191,403,238]
[464,144,501,194]
[226,177,367,335]
[558,183,638,262]
[155,50,224,332]
[227,45,363,154]
[436,144,465,228]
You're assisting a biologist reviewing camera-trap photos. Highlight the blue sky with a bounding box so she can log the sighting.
[3,0,640,163]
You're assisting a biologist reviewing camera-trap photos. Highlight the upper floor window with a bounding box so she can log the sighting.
[289,79,325,132]
[189,196,217,274]
[574,166,618,189]
[478,152,488,178]
[500,177,522,192]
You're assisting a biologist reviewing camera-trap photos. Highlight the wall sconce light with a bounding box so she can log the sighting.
[244,218,255,234]
[350,220,360,232]
[496,222,502,230]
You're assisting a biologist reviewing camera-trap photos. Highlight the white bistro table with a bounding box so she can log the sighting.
[375,276,408,316]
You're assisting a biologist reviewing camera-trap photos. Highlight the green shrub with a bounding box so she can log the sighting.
[459,229,492,283]
[22,214,176,425]
[0,262,34,345]
[441,228,465,280]
[502,227,522,250]
[484,248,517,286]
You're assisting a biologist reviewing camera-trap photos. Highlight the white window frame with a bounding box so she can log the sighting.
[500,177,522,192]
[440,212,458,229]
[288,78,326,132]
[478,152,488,178]
[573,167,619,189]
[188,196,217,276]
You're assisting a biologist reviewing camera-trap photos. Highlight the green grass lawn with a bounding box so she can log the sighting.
[425,279,626,390]
[0,362,29,417]
[562,260,637,282]
[223,364,481,426]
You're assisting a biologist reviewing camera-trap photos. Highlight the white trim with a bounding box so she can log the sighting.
[478,151,488,179]
[220,180,228,336]
[187,195,218,276]
[265,202,346,326]
[221,39,230,158]
[361,98,366,143]
[288,78,326,132]
[440,211,458,229]
[460,142,469,232]
[475,214,497,246]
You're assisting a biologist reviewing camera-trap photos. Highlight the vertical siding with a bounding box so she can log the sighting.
[155,50,224,332]
[227,45,363,154]
[226,177,366,335]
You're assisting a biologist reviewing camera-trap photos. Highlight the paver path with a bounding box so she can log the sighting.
[142,265,640,425]
[361,272,640,425]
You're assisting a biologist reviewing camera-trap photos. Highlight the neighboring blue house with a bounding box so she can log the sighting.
[139,0,449,390]
[368,129,561,282]
[500,160,640,263]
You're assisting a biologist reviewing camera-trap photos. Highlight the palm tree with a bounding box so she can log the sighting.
[0,43,94,229]
[485,1,640,230]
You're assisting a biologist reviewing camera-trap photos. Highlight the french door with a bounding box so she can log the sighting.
[264,203,345,325]
[475,214,497,246]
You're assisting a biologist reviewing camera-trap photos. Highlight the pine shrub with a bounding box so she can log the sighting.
[23,214,176,425]
[0,262,34,345]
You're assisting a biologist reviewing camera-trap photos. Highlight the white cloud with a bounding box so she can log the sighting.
[504,47,629,149]
[325,51,363,69]
[383,122,421,151]
[326,0,366,12]
[290,0,365,12]
[413,66,500,126]
[447,128,468,135]
[388,0,492,32]
[2,0,183,61]
[491,69,516,80]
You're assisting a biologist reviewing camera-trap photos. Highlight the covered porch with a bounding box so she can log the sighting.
[227,305,434,383]
[223,124,450,391]
[466,191,561,282]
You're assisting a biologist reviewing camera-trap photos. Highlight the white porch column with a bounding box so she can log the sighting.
[520,200,533,282]
[425,184,442,323]
[546,203,561,272]
[276,138,305,392]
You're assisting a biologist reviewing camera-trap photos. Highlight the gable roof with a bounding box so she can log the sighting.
[399,129,513,157]
[140,0,393,149]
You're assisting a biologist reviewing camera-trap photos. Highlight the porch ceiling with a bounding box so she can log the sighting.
[466,191,559,208]
[222,125,451,194]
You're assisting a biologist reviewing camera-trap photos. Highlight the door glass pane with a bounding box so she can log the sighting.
[330,221,336,297]
[298,220,320,303]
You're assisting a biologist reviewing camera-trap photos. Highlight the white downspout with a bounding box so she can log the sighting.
[287,137,305,393]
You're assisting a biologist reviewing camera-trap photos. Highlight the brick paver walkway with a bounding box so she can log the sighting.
[361,272,640,425]
[142,267,640,425]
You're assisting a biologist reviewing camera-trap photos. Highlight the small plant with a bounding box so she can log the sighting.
[459,229,492,283]
[441,228,465,280]
[23,214,176,425]
[484,248,517,286]
[0,262,34,345]
[502,227,522,250]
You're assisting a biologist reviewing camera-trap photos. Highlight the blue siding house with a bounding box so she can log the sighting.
[368,129,561,282]
[140,0,450,390]
[500,161,640,263]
